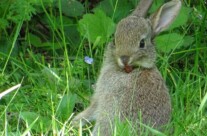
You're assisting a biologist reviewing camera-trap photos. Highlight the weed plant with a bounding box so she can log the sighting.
[0,0,206,135]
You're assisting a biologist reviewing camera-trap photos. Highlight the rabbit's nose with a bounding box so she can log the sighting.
[120,55,129,65]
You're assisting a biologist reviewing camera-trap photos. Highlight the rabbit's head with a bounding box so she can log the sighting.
[112,0,181,73]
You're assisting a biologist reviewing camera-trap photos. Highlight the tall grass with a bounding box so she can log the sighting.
[0,0,207,135]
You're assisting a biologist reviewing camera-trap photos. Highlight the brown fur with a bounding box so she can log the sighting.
[72,0,181,135]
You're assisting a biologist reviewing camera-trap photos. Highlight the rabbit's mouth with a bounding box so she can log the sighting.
[124,65,134,73]
[117,56,137,73]
[117,55,144,73]
[123,64,142,73]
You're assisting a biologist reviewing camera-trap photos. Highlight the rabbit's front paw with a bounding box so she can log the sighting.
[71,114,91,128]
[71,116,82,127]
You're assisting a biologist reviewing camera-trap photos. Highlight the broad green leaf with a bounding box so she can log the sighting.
[28,33,62,49]
[0,37,18,57]
[155,33,184,53]
[42,67,61,83]
[149,1,190,30]
[20,112,39,125]
[169,6,191,30]
[78,9,116,45]
[182,36,194,47]
[58,0,84,17]
[148,0,164,13]
[56,93,77,121]
[27,33,42,47]
[57,16,81,46]
[0,38,11,55]
[96,0,133,22]
[41,42,62,50]
[31,0,53,5]
[20,112,51,132]
[0,18,8,29]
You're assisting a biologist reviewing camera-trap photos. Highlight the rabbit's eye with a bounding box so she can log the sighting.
[139,39,145,48]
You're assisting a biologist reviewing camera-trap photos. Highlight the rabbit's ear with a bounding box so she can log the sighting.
[132,0,153,17]
[150,0,181,35]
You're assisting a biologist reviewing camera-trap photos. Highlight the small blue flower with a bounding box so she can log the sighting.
[84,56,94,64]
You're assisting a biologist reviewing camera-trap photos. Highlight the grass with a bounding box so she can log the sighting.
[0,0,207,135]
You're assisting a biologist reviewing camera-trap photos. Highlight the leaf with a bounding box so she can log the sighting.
[78,9,116,45]
[20,112,39,126]
[27,33,42,47]
[0,37,18,57]
[58,0,84,17]
[58,16,81,46]
[0,18,9,29]
[155,33,184,53]
[96,0,133,22]
[20,112,51,132]
[149,1,190,30]
[169,6,191,30]
[182,36,194,47]
[148,0,165,13]
[56,93,77,121]
[41,67,61,83]
[31,0,53,6]
[41,42,63,50]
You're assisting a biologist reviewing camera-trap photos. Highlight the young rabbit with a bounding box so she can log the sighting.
[72,0,181,135]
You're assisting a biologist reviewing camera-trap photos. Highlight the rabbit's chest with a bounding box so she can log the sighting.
[96,68,141,95]
[95,69,144,116]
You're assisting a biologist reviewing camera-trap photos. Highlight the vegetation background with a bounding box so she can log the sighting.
[0,0,206,135]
